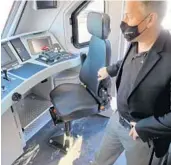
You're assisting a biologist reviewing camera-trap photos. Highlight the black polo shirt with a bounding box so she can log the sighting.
[117,43,148,121]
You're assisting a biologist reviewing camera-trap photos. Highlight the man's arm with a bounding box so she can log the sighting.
[98,60,123,81]
[135,80,171,142]
[106,60,123,77]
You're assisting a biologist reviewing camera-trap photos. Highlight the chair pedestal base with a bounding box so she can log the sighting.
[49,131,74,154]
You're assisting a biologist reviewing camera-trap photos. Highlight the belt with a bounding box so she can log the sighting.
[119,115,132,130]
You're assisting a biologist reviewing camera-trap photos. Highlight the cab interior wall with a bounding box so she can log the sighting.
[11,1,124,60]
[48,0,124,96]
[14,1,63,35]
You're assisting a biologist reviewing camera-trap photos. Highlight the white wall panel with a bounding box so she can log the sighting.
[15,1,63,35]
[49,1,124,59]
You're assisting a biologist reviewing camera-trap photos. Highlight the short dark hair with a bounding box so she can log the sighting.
[141,1,167,22]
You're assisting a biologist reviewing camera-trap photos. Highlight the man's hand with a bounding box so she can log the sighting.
[129,122,139,140]
[98,67,109,81]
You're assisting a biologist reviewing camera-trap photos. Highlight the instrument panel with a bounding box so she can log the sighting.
[1,31,74,69]
[27,36,53,55]
[1,31,79,102]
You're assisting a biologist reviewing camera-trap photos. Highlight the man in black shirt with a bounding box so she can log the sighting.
[92,1,171,165]
[117,43,148,122]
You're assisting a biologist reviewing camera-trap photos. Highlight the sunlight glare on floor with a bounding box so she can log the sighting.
[58,136,83,165]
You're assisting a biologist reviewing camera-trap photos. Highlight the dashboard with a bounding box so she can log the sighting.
[1,31,81,165]
[1,31,80,115]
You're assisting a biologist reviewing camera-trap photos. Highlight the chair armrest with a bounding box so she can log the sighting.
[98,77,112,107]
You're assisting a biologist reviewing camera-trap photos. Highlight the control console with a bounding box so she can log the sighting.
[36,51,78,65]
[1,32,80,101]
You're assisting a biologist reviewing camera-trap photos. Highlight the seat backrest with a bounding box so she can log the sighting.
[79,12,111,97]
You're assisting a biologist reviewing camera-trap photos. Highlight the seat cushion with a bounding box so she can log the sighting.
[50,83,99,122]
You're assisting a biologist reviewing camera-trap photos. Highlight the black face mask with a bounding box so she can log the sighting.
[120,15,150,42]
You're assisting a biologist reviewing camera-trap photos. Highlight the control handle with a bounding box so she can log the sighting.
[12,92,22,101]
[2,69,10,81]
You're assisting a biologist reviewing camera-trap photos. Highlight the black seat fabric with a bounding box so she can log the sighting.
[50,84,98,121]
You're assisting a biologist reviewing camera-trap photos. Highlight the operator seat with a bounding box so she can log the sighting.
[49,12,111,153]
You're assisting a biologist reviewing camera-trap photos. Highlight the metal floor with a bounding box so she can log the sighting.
[24,115,126,165]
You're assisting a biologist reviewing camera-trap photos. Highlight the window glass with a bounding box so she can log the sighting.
[72,0,104,48]
[162,0,171,31]
[0,0,14,35]
[77,0,104,44]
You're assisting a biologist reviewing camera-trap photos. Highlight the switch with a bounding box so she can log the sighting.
[1,85,6,92]
[2,69,10,81]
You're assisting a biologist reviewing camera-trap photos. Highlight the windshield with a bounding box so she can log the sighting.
[0,0,14,35]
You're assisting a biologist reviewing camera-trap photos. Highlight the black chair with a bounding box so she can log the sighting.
[49,12,111,153]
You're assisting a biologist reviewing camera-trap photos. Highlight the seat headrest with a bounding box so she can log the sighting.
[87,12,110,40]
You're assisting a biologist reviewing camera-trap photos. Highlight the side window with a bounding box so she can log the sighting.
[71,0,105,48]
[162,0,171,31]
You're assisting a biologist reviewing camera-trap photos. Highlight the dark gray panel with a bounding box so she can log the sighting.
[11,38,31,62]
[36,1,57,9]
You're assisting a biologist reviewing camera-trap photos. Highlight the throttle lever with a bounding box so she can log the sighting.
[2,69,10,81]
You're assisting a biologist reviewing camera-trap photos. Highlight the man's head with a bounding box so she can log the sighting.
[121,1,167,42]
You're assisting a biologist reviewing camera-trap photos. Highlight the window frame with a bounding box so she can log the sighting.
[71,0,105,49]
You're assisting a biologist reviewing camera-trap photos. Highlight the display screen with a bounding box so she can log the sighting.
[1,44,18,68]
[1,46,12,66]
[11,38,31,62]
[36,1,57,9]
[27,37,52,55]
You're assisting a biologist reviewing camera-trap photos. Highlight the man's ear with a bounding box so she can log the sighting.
[147,13,157,28]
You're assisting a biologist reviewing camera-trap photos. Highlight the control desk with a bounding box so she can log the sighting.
[1,31,81,165]
[1,31,80,115]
